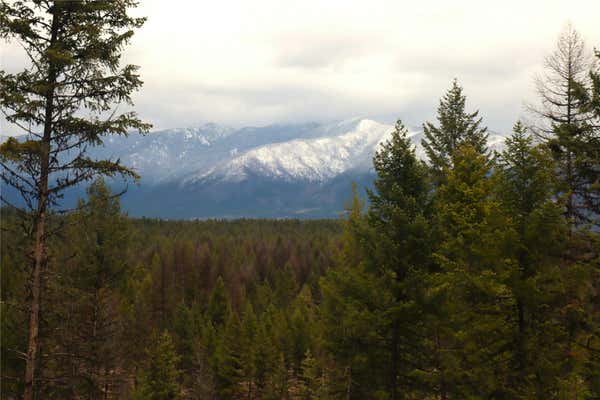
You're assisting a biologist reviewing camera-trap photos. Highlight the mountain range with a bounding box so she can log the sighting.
[2,118,507,219]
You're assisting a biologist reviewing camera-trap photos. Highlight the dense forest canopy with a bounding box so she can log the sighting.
[1,1,600,400]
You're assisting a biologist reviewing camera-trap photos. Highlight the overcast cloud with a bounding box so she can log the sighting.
[1,0,600,134]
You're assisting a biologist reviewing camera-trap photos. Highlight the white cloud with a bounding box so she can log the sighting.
[2,0,600,134]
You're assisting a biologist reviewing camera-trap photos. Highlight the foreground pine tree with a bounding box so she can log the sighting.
[421,79,489,183]
[0,2,149,398]
[322,120,435,399]
[368,120,434,399]
[431,144,514,397]
[495,123,568,397]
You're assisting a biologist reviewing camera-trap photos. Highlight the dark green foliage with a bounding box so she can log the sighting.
[0,195,342,399]
[431,144,514,397]
[320,105,598,400]
[321,120,436,399]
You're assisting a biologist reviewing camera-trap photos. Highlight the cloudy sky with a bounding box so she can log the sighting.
[2,0,600,134]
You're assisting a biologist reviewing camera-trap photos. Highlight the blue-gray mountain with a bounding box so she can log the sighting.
[1,119,506,218]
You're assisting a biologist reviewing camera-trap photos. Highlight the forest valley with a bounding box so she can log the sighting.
[1,1,600,399]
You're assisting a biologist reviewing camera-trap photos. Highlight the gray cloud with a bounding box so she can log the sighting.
[274,34,375,69]
[2,0,600,136]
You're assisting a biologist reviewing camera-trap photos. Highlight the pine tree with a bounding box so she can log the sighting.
[263,353,289,400]
[0,3,149,398]
[240,300,259,399]
[133,331,182,400]
[432,144,514,398]
[320,189,394,399]
[367,119,434,398]
[51,179,132,398]
[290,285,320,367]
[571,47,600,397]
[254,320,278,396]
[496,122,569,397]
[274,263,298,307]
[528,24,599,228]
[172,303,212,397]
[337,182,367,269]
[213,313,245,399]
[207,276,230,327]
[149,251,168,328]
[320,259,391,399]
[297,350,325,400]
[322,121,437,398]
[496,122,557,224]
[421,79,489,183]
[0,229,28,398]
[370,120,430,219]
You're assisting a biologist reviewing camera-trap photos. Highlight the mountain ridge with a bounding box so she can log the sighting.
[2,118,507,218]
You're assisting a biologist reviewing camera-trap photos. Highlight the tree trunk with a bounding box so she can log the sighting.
[23,218,46,400]
[23,9,59,400]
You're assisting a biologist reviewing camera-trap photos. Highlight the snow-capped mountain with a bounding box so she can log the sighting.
[3,119,507,218]
[91,122,236,182]
[185,119,397,184]
[180,119,505,186]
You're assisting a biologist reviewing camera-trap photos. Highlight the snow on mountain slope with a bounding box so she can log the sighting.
[84,123,236,182]
[85,121,332,183]
[186,119,402,184]
[184,119,506,185]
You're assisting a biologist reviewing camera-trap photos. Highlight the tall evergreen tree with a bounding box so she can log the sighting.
[529,24,599,228]
[322,120,435,399]
[421,79,489,183]
[368,120,434,399]
[431,144,513,398]
[0,2,149,398]
[496,123,569,398]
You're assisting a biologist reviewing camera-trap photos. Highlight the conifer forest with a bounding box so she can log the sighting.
[1,1,599,399]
